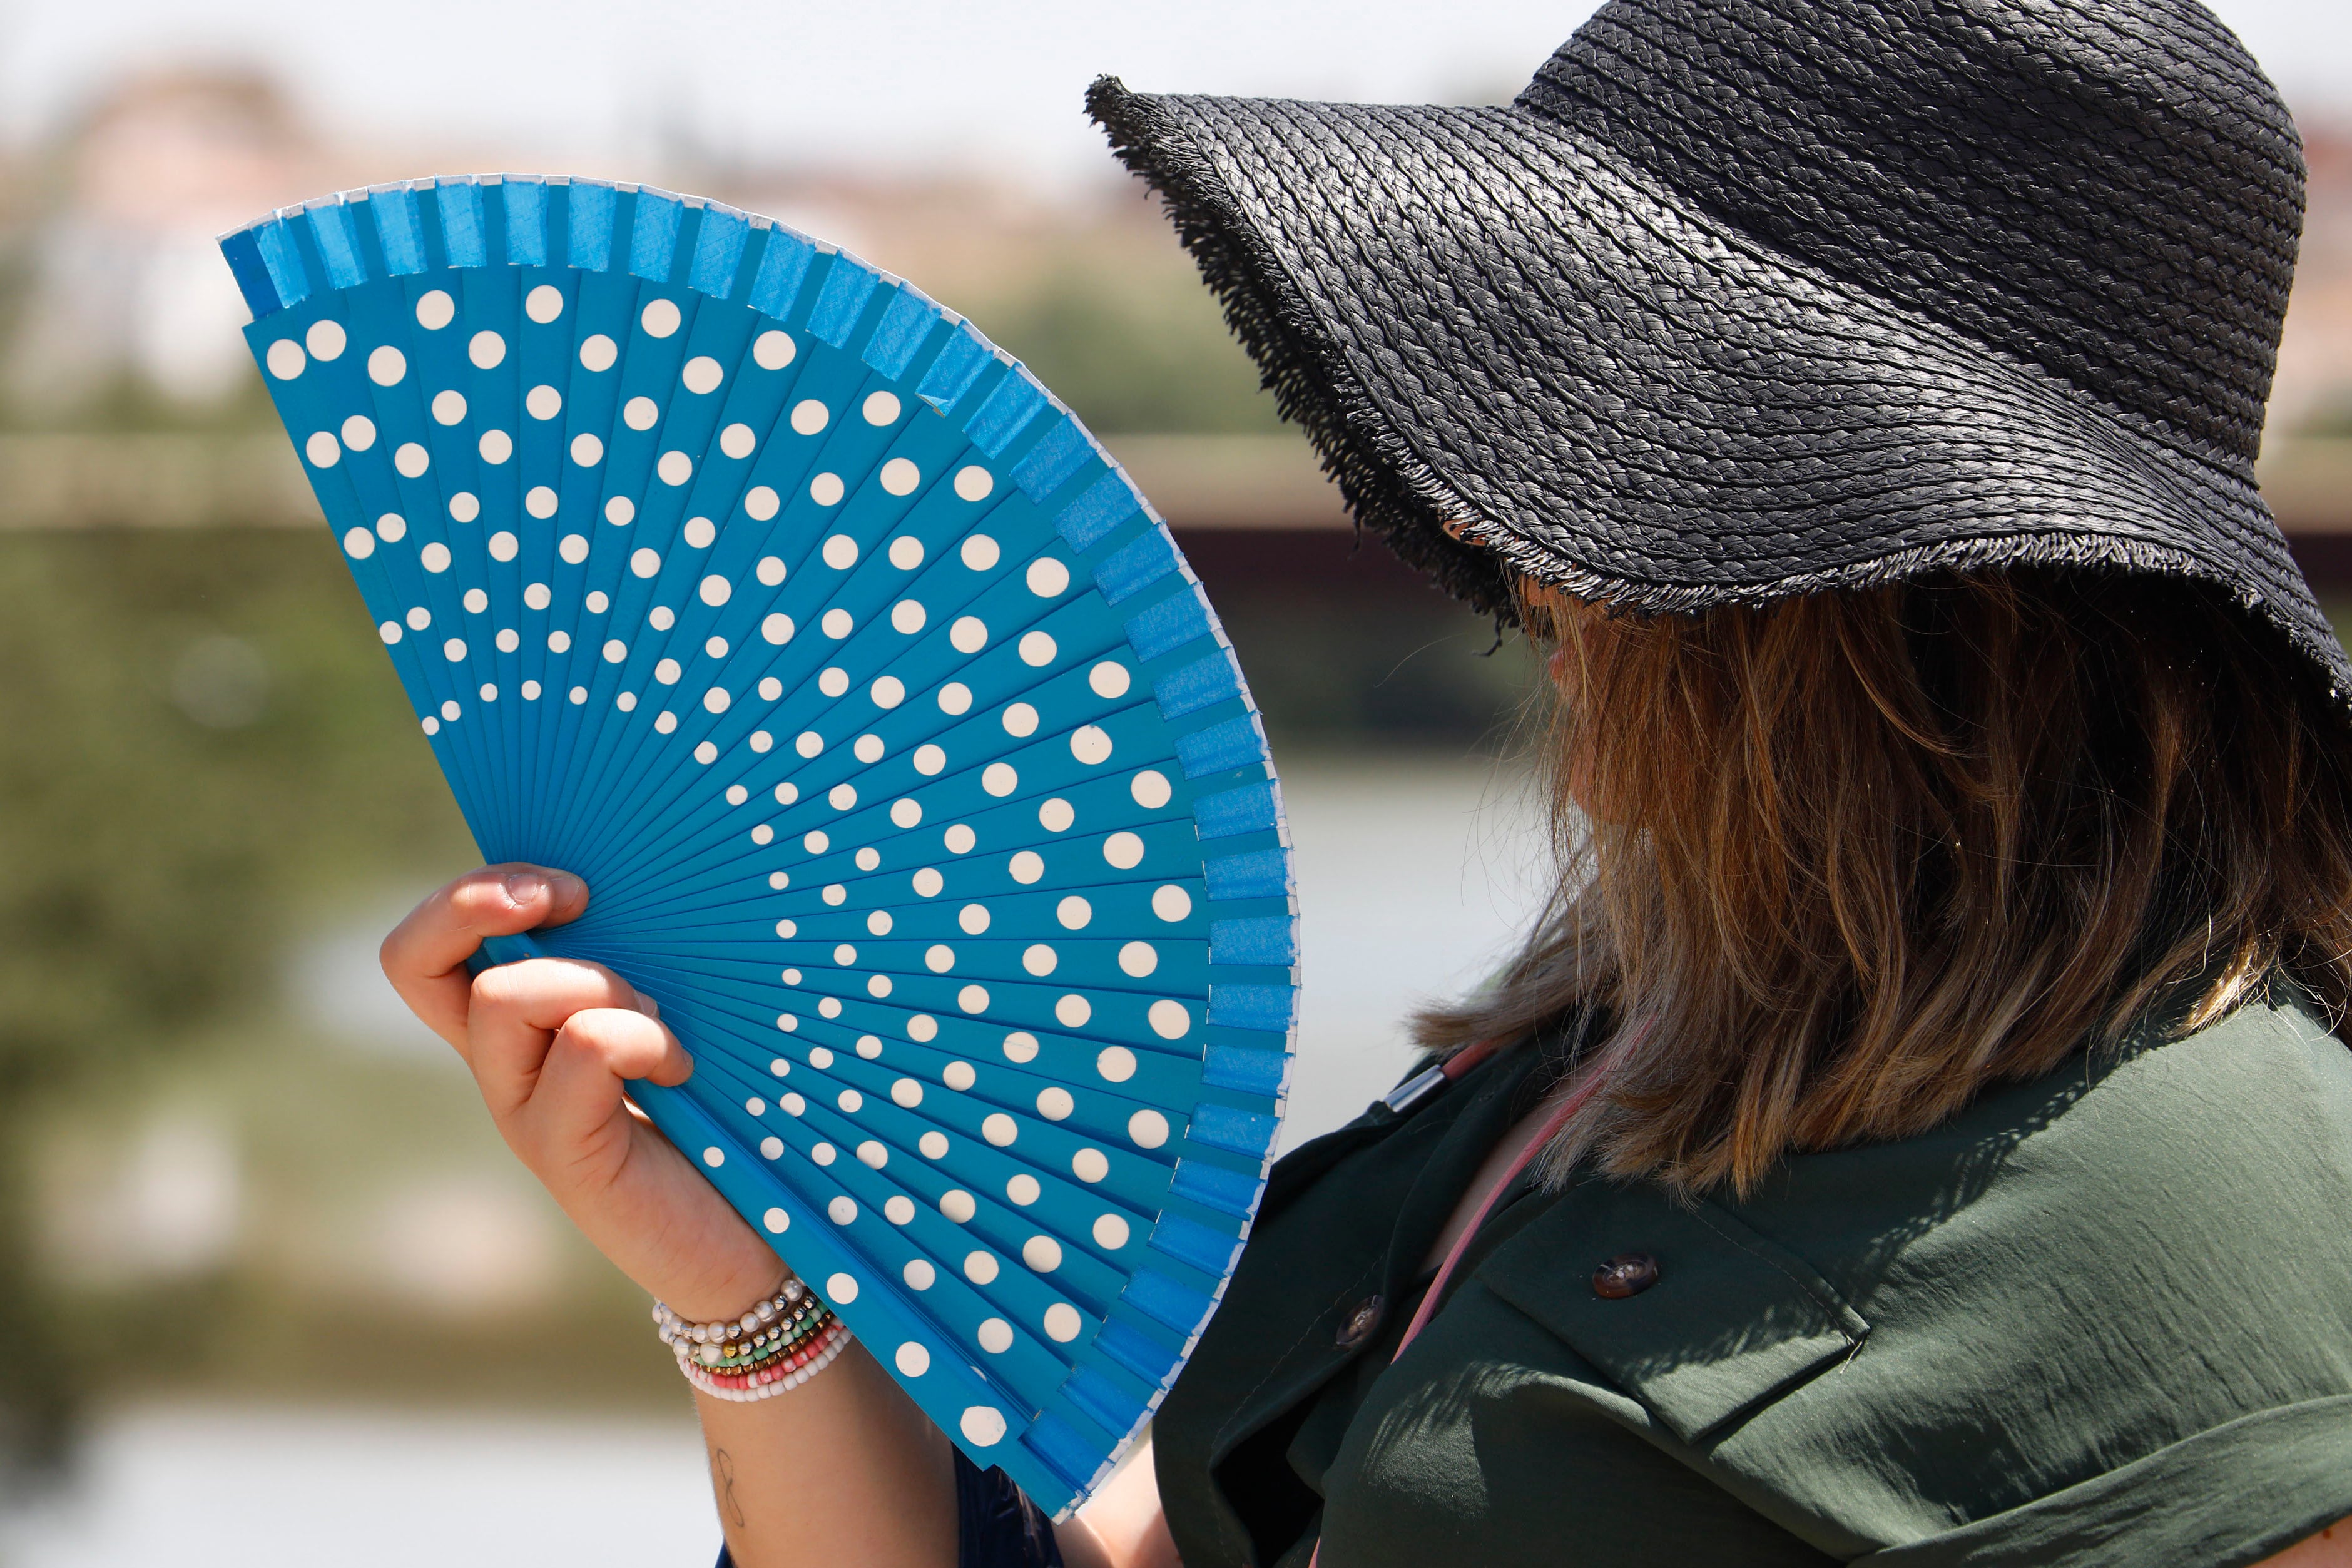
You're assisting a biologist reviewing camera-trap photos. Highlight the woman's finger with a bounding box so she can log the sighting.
[462,956,644,1117]
[522,1005,695,1159]
[381,864,588,1051]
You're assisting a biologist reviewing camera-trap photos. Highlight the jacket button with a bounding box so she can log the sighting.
[1335,1295,1383,1348]
[1592,1253,1660,1300]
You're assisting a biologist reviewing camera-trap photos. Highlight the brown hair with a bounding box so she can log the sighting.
[1418,568,2352,1196]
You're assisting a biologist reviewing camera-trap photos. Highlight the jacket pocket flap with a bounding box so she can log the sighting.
[1480,1181,1868,1444]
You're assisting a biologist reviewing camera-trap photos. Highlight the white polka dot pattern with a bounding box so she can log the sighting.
[228,173,1294,1523]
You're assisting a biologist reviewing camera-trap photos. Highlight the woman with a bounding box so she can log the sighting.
[384,1,2352,1563]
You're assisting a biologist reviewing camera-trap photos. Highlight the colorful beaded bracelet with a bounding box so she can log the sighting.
[653,1277,852,1401]
[662,1296,831,1362]
[678,1319,851,1402]
[688,1318,844,1388]
[682,1305,834,1373]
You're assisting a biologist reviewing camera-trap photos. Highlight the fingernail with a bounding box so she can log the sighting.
[503,871,547,906]
[547,872,586,902]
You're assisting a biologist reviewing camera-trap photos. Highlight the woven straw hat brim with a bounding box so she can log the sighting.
[1090,81,2352,701]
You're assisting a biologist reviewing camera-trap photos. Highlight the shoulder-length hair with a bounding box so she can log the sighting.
[1417,568,2352,1196]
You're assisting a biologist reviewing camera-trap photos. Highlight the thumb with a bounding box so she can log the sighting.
[481,864,589,932]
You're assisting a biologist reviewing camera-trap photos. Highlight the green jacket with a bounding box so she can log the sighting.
[1152,993,2352,1566]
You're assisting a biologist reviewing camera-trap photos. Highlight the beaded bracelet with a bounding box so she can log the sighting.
[653,1278,853,1402]
[654,1278,828,1352]
[653,1278,812,1345]
[683,1302,833,1377]
[681,1320,852,1401]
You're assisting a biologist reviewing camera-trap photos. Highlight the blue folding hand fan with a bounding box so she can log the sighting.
[219,174,1296,1517]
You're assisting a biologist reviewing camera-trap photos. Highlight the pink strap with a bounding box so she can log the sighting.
[1305,1039,1616,1566]
[1436,1033,1509,1082]
[1384,1064,1608,1365]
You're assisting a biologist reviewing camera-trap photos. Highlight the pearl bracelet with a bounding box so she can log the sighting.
[653,1278,815,1347]
[653,1278,853,1402]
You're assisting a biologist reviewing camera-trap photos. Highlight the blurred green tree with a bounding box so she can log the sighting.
[0,530,468,1464]
[977,259,1289,436]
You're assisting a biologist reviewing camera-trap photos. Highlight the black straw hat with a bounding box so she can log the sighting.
[1088,0,2352,701]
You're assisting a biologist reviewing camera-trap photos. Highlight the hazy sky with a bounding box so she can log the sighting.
[6,0,2351,184]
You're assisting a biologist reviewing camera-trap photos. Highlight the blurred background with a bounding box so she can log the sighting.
[1,1,2349,1561]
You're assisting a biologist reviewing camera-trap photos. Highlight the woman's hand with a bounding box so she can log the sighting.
[380,863,781,1320]
[381,862,1179,1568]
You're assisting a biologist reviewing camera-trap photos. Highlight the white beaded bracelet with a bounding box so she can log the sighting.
[653,1278,810,1347]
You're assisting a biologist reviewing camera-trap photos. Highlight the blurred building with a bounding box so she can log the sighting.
[3,68,322,415]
